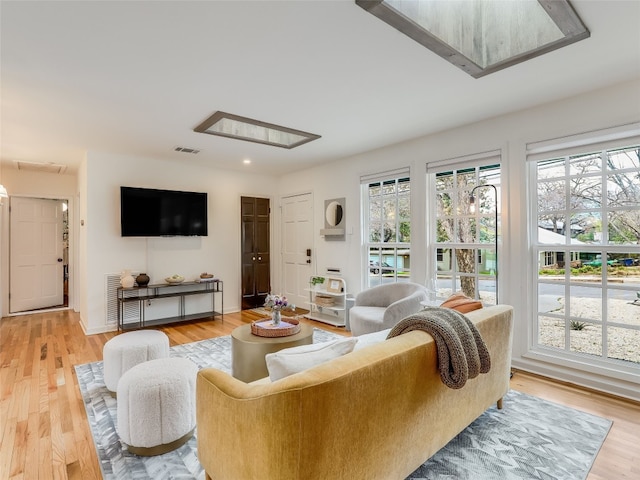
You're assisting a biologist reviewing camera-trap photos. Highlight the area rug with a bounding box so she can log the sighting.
[76,332,611,480]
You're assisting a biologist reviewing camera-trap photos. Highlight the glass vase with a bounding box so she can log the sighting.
[272,310,281,326]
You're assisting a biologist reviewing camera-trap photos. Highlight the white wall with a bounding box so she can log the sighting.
[279,147,429,292]
[80,152,276,334]
[278,79,640,400]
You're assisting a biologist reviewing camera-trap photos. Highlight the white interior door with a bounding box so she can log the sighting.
[281,193,313,309]
[10,197,64,313]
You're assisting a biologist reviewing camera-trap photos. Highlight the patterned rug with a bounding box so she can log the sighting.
[76,332,611,480]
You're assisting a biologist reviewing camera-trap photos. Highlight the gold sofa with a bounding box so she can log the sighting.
[196,304,513,480]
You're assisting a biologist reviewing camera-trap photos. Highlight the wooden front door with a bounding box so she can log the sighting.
[241,196,271,310]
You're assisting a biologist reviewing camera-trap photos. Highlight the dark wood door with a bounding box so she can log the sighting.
[241,197,271,309]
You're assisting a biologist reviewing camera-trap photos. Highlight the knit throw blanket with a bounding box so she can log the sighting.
[387,307,491,389]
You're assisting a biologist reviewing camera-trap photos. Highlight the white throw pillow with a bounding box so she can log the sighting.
[265,337,358,381]
[352,328,391,350]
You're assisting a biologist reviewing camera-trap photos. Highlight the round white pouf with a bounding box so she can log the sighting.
[103,330,170,393]
[116,357,198,456]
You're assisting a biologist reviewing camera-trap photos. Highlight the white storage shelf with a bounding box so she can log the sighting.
[304,277,349,328]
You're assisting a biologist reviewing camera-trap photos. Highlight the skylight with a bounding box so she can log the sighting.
[194,111,321,149]
[356,0,590,78]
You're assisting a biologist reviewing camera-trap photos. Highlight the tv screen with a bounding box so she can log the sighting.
[120,186,208,237]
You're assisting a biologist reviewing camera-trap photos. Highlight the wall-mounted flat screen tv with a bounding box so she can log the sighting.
[120,186,208,237]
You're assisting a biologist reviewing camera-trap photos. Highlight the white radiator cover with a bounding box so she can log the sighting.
[104,273,139,327]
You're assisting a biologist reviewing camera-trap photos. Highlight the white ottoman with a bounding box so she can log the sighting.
[117,357,198,456]
[103,330,170,394]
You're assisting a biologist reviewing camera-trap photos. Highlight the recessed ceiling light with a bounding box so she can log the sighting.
[356,0,590,78]
[194,111,321,149]
[243,159,251,165]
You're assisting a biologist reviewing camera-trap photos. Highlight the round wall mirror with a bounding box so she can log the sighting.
[325,201,343,227]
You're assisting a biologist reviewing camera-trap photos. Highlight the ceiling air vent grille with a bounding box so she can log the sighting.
[174,146,200,154]
[16,161,68,174]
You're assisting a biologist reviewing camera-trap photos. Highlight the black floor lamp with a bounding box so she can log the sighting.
[469,184,498,304]
[470,184,509,378]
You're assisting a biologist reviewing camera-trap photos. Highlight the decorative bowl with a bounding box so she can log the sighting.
[165,275,185,284]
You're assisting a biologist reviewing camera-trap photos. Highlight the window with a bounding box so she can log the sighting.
[430,161,500,304]
[544,251,554,267]
[363,175,411,287]
[532,145,640,367]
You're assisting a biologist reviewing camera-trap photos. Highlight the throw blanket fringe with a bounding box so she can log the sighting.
[387,307,491,389]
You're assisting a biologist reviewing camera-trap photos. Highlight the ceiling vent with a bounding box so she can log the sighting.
[174,146,200,154]
[15,161,68,174]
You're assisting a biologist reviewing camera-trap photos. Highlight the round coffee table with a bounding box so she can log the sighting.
[231,323,314,382]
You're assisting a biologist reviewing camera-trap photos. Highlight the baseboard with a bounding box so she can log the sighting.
[79,317,117,335]
[512,357,640,403]
[79,307,241,336]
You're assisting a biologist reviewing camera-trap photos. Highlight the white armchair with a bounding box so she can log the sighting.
[349,282,428,336]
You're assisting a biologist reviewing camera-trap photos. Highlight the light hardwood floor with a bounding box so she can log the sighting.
[0,309,638,479]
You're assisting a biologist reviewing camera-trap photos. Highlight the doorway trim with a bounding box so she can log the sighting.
[5,194,74,316]
[280,190,314,310]
[240,195,272,310]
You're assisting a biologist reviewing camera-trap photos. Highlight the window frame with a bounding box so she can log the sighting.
[362,175,412,287]
[427,159,501,305]
[528,140,640,378]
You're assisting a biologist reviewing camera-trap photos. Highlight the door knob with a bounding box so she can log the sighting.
[258,256,262,261]
[252,257,256,261]
[57,258,63,262]
[306,259,311,264]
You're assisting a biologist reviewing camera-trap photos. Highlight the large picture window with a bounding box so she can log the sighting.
[431,163,500,304]
[531,144,640,368]
[363,175,411,287]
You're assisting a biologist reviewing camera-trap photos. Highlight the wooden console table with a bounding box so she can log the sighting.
[117,280,223,331]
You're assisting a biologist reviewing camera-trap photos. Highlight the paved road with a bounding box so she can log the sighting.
[371,275,638,302]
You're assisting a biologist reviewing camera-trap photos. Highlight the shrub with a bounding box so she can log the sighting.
[570,321,586,331]
[539,269,564,275]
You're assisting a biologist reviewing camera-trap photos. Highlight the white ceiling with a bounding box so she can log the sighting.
[1,0,639,175]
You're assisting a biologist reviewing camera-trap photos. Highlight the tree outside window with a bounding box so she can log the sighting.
[434,165,500,303]
[534,145,640,365]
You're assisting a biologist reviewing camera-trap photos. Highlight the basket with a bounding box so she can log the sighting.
[314,294,335,307]
[251,317,301,337]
